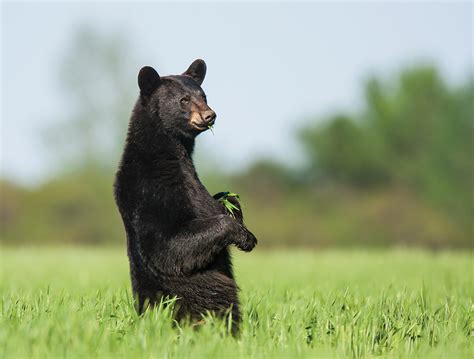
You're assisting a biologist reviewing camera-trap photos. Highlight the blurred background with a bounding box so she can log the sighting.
[1,1,472,249]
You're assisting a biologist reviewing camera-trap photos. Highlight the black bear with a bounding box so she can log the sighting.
[114,59,257,328]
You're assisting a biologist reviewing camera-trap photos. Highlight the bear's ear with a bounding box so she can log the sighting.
[138,66,161,96]
[183,59,207,86]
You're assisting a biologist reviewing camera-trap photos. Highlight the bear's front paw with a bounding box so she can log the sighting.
[235,225,257,252]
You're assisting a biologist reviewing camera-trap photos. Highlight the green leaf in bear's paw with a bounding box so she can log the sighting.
[215,192,241,218]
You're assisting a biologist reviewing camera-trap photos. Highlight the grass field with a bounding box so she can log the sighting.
[0,247,472,358]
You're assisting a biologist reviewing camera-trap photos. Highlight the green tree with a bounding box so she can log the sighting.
[1,26,137,245]
[44,26,135,174]
[300,65,473,228]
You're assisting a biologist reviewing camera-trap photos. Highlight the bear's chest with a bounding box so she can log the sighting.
[180,164,224,218]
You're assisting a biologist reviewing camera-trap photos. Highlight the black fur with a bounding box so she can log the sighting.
[113,60,257,328]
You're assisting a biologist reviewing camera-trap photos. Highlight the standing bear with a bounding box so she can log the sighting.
[114,59,257,327]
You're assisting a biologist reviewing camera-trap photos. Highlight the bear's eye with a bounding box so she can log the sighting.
[180,96,190,104]
[202,95,207,103]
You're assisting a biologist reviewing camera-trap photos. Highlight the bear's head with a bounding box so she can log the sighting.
[137,59,216,140]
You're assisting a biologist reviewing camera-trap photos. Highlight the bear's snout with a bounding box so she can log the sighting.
[202,109,216,125]
[190,105,217,131]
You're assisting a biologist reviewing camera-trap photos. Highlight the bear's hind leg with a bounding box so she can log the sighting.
[170,271,241,332]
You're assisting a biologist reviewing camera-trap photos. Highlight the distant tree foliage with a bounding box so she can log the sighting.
[43,26,135,174]
[0,26,471,249]
[299,66,473,226]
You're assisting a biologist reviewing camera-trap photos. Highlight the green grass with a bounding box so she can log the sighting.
[0,247,472,358]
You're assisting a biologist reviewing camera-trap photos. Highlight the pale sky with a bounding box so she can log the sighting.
[1,1,472,185]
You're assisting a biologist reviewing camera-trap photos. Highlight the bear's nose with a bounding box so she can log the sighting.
[203,110,216,124]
